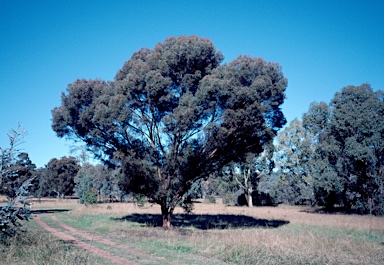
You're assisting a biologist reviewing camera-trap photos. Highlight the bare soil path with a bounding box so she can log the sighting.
[33,214,230,265]
[34,214,162,265]
[50,215,160,259]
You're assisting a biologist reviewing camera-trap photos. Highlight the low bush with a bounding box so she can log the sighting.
[221,192,235,205]
[204,195,216,204]
[133,194,147,207]
[83,189,98,205]
[181,196,194,214]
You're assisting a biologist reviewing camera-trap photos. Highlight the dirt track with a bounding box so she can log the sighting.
[33,212,234,265]
[34,214,158,265]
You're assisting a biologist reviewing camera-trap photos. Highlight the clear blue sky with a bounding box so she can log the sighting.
[1,0,383,168]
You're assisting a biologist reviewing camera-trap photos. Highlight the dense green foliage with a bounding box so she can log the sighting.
[269,84,384,215]
[75,163,123,204]
[42,156,80,198]
[75,163,99,205]
[270,119,315,205]
[304,84,384,214]
[52,35,287,227]
[221,149,274,207]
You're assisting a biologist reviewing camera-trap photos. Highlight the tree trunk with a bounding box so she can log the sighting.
[245,188,253,207]
[247,192,253,207]
[161,205,174,229]
[342,194,352,214]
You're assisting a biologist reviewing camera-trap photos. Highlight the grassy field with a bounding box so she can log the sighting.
[1,197,384,264]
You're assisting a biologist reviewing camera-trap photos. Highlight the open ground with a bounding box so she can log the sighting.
[1,198,384,265]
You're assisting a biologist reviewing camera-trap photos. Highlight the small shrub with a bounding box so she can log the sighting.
[83,189,98,205]
[181,196,194,214]
[204,195,216,204]
[221,193,235,205]
[134,194,147,207]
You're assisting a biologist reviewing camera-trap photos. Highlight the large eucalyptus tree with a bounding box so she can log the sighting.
[52,36,287,227]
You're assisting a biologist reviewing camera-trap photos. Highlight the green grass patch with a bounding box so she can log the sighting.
[55,211,144,233]
[149,240,194,253]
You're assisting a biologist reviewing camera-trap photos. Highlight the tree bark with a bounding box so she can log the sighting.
[245,189,253,207]
[161,205,174,229]
[247,192,253,207]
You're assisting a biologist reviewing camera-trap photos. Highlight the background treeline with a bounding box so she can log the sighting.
[30,157,129,204]
[2,84,383,215]
[269,84,384,215]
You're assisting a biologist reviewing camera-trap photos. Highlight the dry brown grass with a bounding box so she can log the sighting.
[29,197,81,209]
[24,198,384,264]
[8,196,379,233]
[54,198,384,230]
[199,227,384,264]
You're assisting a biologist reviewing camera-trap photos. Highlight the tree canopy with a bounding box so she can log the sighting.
[75,163,117,204]
[271,118,315,205]
[303,84,384,214]
[43,156,80,198]
[52,36,287,227]
[0,152,36,199]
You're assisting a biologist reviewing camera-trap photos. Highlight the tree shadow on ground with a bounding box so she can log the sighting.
[31,209,71,214]
[113,214,289,230]
[300,206,358,215]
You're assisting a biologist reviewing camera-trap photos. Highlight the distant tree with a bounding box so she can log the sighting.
[223,147,274,207]
[302,102,341,208]
[195,173,238,204]
[93,164,112,202]
[75,163,97,204]
[30,167,46,198]
[108,168,129,202]
[75,163,114,204]
[44,156,80,198]
[0,152,36,199]
[100,172,121,202]
[271,118,315,205]
[303,84,384,214]
[52,36,287,227]
[233,156,257,207]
